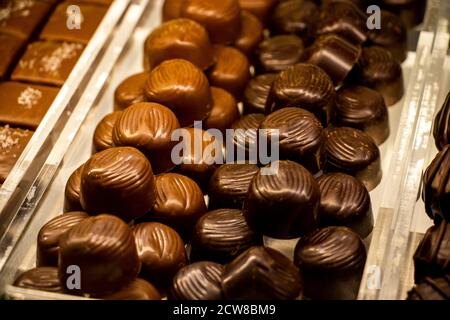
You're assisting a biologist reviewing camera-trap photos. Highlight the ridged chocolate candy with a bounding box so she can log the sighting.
[243,73,277,114]
[97,278,161,300]
[14,267,63,293]
[422,145,450,223]
[93,111,122,152]
[208,45,251,99]
[243,160,319,239]
[229,113,265,161]
[334,85,390,145]
[260,107,324,174]
[145,59,212,127]
[59,214,141,295]
[111,102,180,174]
[317,173,373,239]
[222,246,303,300]
[144,19,214,71]
[238,0,278,24]
[208,163,259,210]
[133,222,187,287]
[37,212,89,267]
[191,209,262,263]
[114,72,148,110]
[204,87,240,133]
[180,0,241,44]
[294,226,366,300]
[324,127,381,191]
[407,276,450,300]
[64,164,84,212]
[433,91,450,150]
[266,63,335,126]
[80,147,156,221]
[234,11,264,57]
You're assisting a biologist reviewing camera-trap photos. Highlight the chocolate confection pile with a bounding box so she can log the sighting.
[13,0,426,300]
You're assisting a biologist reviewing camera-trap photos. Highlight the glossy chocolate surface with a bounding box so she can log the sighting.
[93,111,122,152]
[222,246,303,300]
[170,261,224,300]
[204,87,240,133]
[243,73,276,114]
[144,18,214,71]
[114,72,148,110]
[0,34,25,80]
[191,209,262,263]
[260,107,324,174]
[14,267,63,293]
[64,164,84,212]
[334,85,390,145]
[243,160,319,239]
[37,211,89,267]
[80,147,156,221]
[97,278,161,300]
[238,0,278,24]
[266,63,335,126]
[145,59,212,127]
[234,11,264,57]
[407,276,450,300]
[112,102,180,174]
[133,222,187,287]
[59,214,141,295]
[433,91,450,150]
[382,0,426,29]
[294,226,366,300]
[229,113,265,161]
[317,173,373,238]
[324,127,381,191]
[162,0,184,21]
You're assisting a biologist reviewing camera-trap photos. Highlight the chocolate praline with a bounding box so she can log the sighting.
[422,145,450,223]
[162,0,184,21]
[243,160,320,239]
[243,73,277,114]
[169,261,224,300]
[222,246,303,300]
[114,72,148,110]
[92,111,122,152]
[59,214,141,295]
[407,276,450,300]
[317,173,373,239]
[234,11,264,57]
[37,211,89,267]
[14,267,63,293]
[334,85,390,145]
[229,113,265,162]
[145,59,212,127]
[64,164,84,212]
[97,278,161,300]
[324,127,381,191]
[238,0,279,25]
[433,91,450,151]
[143,18,214,71]
[204,87,240,133]
[191,209,262,263]
[208,163,259,210]
[266,63,335,126]
[382,0,426,29]
[80,147,156,221]
[294,226,367,300]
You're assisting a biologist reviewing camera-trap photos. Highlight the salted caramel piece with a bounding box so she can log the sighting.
[114,72,148,110]
[0,82,59,130]
[0,34,25,80]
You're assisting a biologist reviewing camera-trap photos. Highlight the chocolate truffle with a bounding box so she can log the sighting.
[260,107,324,174]
[133,222,187,287]
[180,0,241,45]
[433,91,450,151]
[92,111,122,152]
[414,222,450,283]
[367,10,407,63]
[114,72,148,110]
[64,164,84,212]
[243,160,319,239]
[40,1,108,44]
[407,276,450,300]
[382,0,426,29]
[243,73,276,114]
[422,145,450,223]
[208,163,259,210]
[303,35,361,86]
[324,127,381,191]
[112,102,180,174]
[317,173,373,239]
[97,278,161,300]
[357,46,404,106]
[208,45,251,99]
[234,11,264,57]
[191,209,262,263]
[0,81,59,130]
[0,34,25,80]
[0,126,33,183]
[143,18,214,71]
[238,0,278,24]
[229,113,265,162]
[12,41,84,87]
[204,87,240,133]
[59,214,141,295]
[162,0,184,21]
[37,211,89,267]
[255,35,304,74]
[334,85,390,145]
[147,173,207,237]
[222,246,303,300]
[169,261,224,300]
[266,63,335,126]
[294,226,366,300]
[14,267,63,293]
[145,59,212,127]
[270,0,319,43]
[80,147,156,221]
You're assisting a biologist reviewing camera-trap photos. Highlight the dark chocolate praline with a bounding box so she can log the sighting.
[243,73,277,114]
[294,226,367,300]
[222,246,303,300]
[64,164,84,212]
[97,278,161,300]
[14,267,63,293]
[407,276,450,300]
[229,113,266,162]
[433,91,450,151]
[382,0,426,29]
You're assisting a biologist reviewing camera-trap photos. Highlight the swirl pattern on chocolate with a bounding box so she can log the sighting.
[407,276,450,300]
[230,113,265,160]
[14,267,63,293]
[234,11,264,57]
[256,35,304,73]
[243,73,277,114]
[64,164,84,212]
[93,111,122,152]
[433,91,450,150]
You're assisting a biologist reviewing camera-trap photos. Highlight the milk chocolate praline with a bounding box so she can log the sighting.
[114,72,148,110]
[243,73,277,114]
[234,11,264,57]
[433,91,450,150]
[162,0,184,21]
[14,267,63,293]
[238,0,279,25]
[64,164,84,212]
[204,87,240,133]
[93,111,122,152]
[97,278,161,300]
